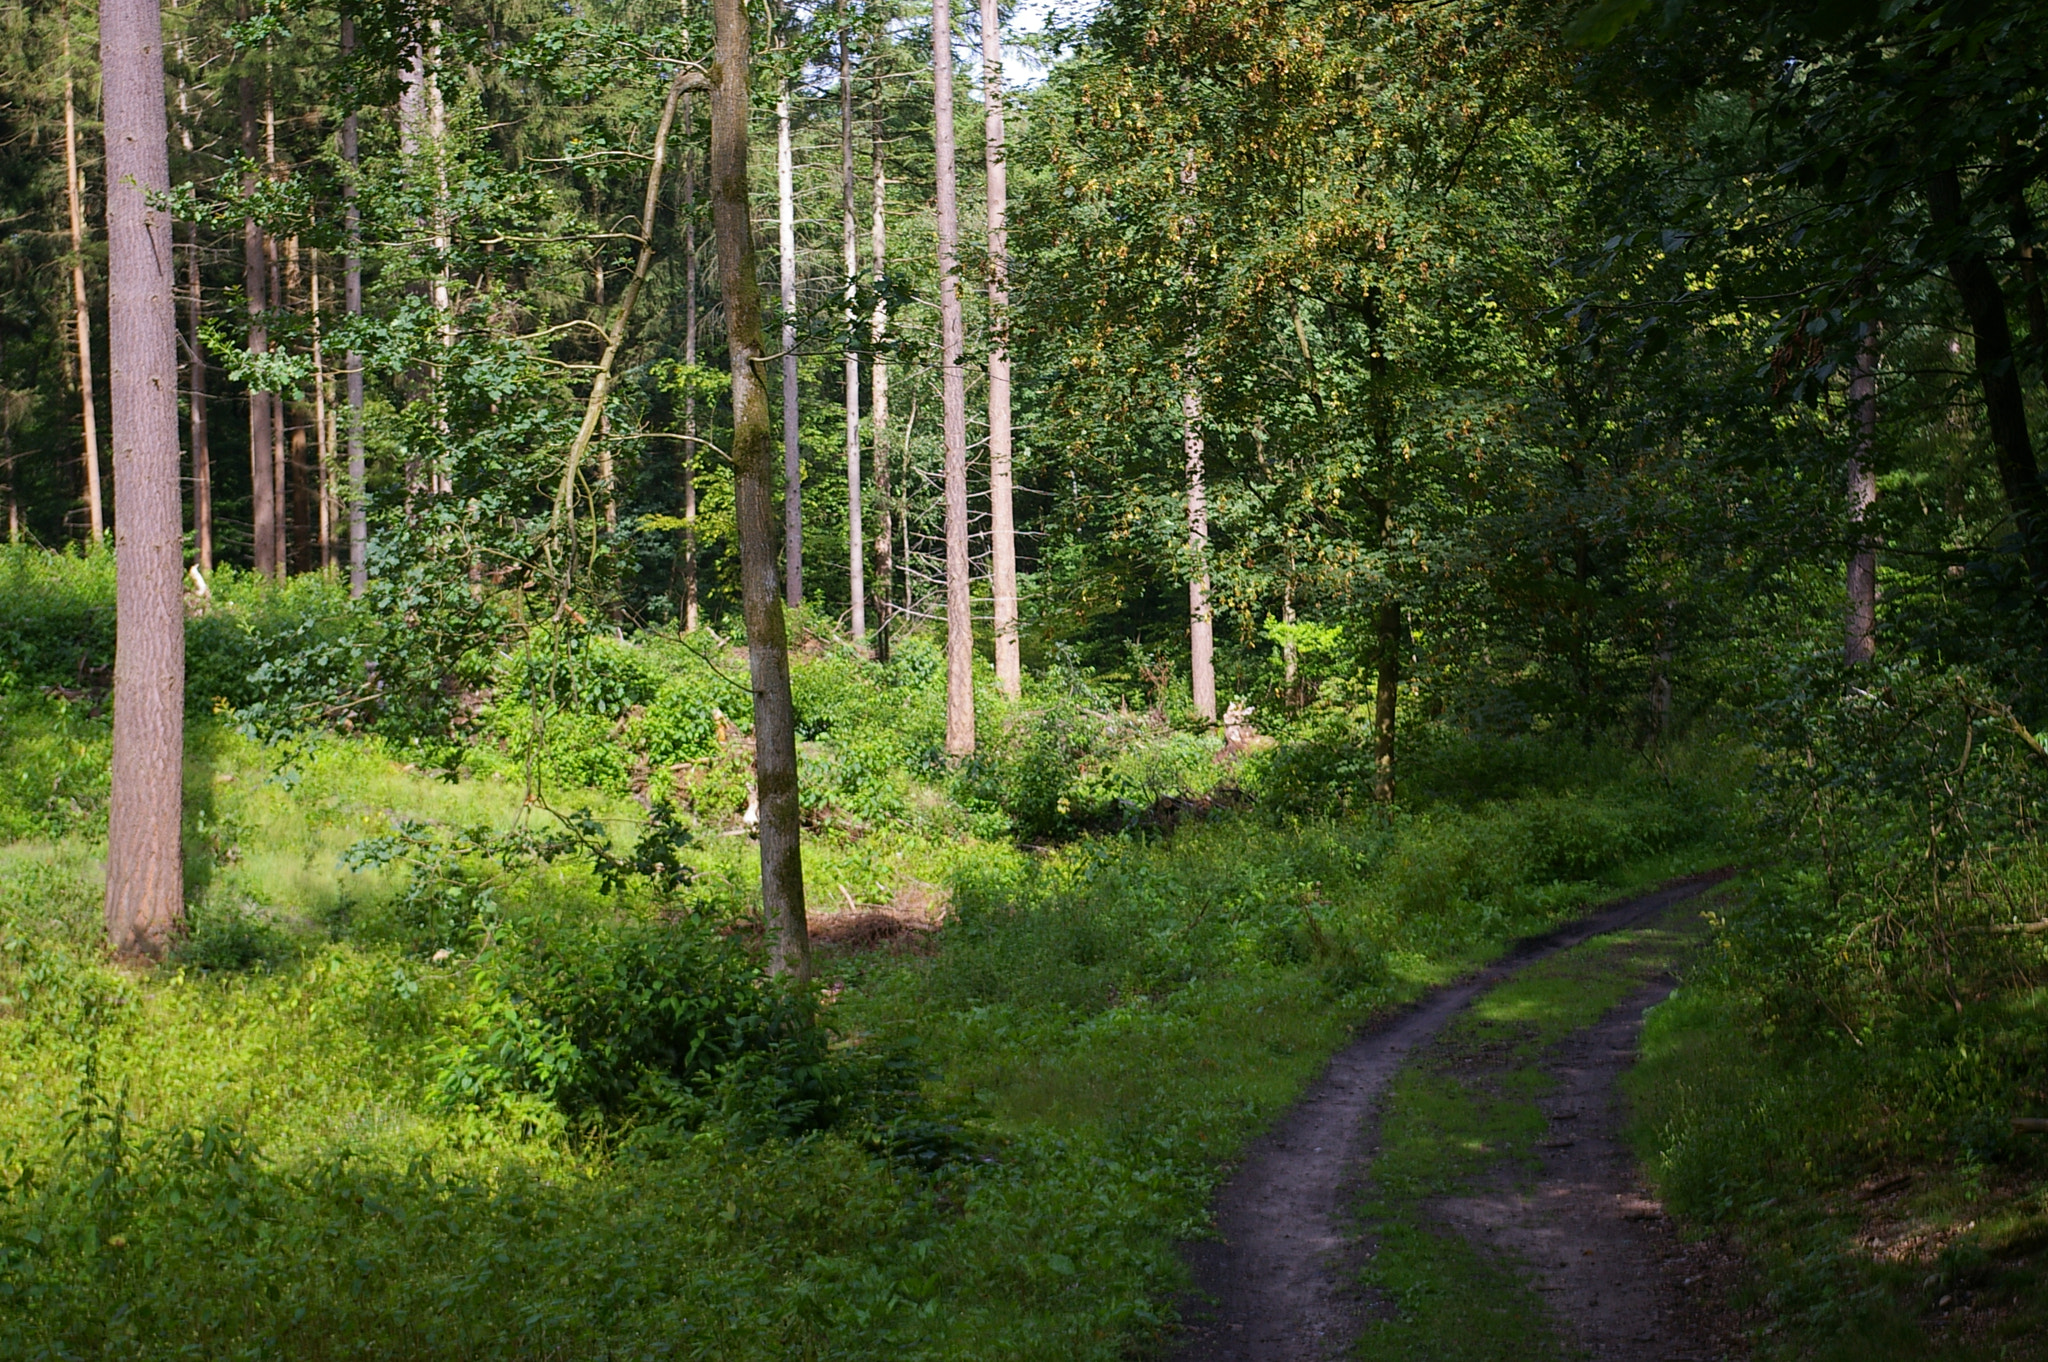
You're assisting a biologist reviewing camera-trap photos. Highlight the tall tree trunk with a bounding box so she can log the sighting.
[63,27,105,543]
[1373,598,1400,801]
[341,16,366,596]
[2013,191,2048,386]
[982,0,1019,697]
[711,0,808,979]
[186,218,210,572]
[264,79,287,572]
[840,5,866,652]
[1928,167,2048,599]
[101,0,185,954]
[1177,154,1214,723]
[1845,332,1878,664]
[311,254,332,569]
[1367,287,1398,800]
[933,0,975,755]
[681,94,700,633]
[591,199,616,532]
[869,96,892,664]
[1181,383,1216,722]
[237,66,275,576]
[776,74,802,607]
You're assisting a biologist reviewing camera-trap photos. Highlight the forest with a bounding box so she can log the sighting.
[0,0,2044,1354]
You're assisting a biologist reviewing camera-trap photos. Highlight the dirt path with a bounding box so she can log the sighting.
[1428,961,1750,1361]
[1170,871,1736,1362]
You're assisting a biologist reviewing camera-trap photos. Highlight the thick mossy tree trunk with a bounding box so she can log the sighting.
[711,0,809,979]
[101,0,186,954]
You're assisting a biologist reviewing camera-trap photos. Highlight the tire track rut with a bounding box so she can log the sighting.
[1170,870,1737,1361]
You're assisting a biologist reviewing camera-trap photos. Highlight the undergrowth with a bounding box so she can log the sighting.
[0,551,1740,1358]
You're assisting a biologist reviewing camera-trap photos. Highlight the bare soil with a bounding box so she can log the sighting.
[1428,962,1752,1361]
[1170,871,1739,1362]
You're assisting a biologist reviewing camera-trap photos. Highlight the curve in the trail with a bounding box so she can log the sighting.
[1171,870,1736,1362]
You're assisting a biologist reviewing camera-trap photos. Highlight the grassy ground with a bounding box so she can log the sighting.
[0,567,1743,1357]
[1629,954,2048,1361]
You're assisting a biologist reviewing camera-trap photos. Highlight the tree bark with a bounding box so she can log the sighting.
[710,0,808,978]
[341,16,366,595]
[1845,333,1878,664]
[264,83,287,572]
[554,71,696,535]
[1927,166,2048,598]
[237,65,275,576]
[1373,599,1400,802]
[186,218,210,572]
[63,26,105,544]
[840,4,865,652]
[934,0,975,755]
[776,73,802,607]
[681,94,700,633]
[869,95,891,664]
[101,0,185,955]
[982,0,1020,698]
[310,254,332,569]
[1181,383,1216,722]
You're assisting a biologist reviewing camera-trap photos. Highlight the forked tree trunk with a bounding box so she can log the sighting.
[681,94,700,632]
[869,97,892,664]
[933,0,975,755]
[63,27,105,543]
[839,4,865,651]
[776,74,803,608]
[1182,383,1216,722]
[1845,333,1878,664]
[982,0,1020,698]
[236,66,275,575]
[185,218,210,572]
[341,16,365,595]
[711,0,809,979]
[101,0,185,955]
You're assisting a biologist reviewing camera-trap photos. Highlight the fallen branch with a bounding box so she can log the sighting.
[2013,1118,2048,1135]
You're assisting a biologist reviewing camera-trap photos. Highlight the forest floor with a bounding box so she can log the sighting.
[1171,871,1751,1362]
